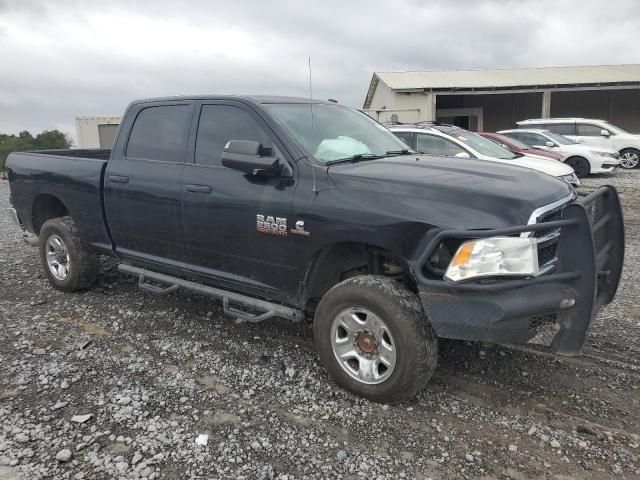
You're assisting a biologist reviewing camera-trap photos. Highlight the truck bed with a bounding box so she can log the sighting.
[6,149,113,253]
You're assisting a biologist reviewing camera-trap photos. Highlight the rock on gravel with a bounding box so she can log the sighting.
[55,449,72,462]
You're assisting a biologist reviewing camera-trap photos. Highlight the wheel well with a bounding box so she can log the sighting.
[565,155,590,172]
[620,147,640,154]
[303,242,416,314]
[32,195,68,234]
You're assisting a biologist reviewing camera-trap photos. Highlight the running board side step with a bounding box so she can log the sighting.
[118,264,304,323]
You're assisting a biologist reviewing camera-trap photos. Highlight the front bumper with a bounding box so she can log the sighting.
[413,186,624,356]
[591,162,620,174]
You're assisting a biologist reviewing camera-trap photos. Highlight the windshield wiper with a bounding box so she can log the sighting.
[384,149,411,156]
[325,153,383,165]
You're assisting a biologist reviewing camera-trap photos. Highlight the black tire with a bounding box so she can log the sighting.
[39,216,98,292]
[565,156,590,178]
[313,275,438,403]
[619,148,640,169]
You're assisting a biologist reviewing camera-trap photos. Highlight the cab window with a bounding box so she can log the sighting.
[126,105,191,162]
[195,105,275,167]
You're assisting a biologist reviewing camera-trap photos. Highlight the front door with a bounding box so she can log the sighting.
[104,102,193,269]
[181,101,298,300]
[574,123,614,148]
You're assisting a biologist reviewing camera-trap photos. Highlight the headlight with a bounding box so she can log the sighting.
[589,150,616,158]
[560,173,579,187]
[445,237,539,282]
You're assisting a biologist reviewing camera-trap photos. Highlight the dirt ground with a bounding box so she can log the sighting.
[0,171,639,480]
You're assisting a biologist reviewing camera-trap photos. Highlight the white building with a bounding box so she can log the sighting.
[363,64,640,132]
[75,116,121,148]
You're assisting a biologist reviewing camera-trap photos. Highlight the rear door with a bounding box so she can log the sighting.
[181,101,298,299]
[104,102,193,269]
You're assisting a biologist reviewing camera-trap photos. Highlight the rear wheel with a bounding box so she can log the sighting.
[39,216,98,292]
[314,275,438,403]
[619,149,640,169]
[565,156,590,178]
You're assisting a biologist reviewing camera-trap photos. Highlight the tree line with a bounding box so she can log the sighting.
[0,130,72,171]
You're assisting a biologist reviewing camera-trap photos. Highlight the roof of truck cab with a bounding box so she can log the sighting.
[128,95,335,106]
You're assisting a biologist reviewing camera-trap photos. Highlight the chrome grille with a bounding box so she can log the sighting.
[526,194,574,272]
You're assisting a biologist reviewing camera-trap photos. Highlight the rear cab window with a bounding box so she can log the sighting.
[126,105,191,162]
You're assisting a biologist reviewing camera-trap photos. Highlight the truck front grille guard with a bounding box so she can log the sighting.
[413,186,624,301]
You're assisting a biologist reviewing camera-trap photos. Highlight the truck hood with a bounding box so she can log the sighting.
[487,154,573,176]
[327,154,574,229]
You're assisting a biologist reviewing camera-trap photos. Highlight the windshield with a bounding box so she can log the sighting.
[449,130,517,160]
[265,103,410,162]
[544,131,574,145]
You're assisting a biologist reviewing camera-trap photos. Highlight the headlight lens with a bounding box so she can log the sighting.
[560,173,579,187]
[589,150,617,158]
[445,236,539,282]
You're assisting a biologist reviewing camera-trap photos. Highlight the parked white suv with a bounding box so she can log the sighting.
[389,123,579,186]
[517,118,639,169]
[498,128,620,178]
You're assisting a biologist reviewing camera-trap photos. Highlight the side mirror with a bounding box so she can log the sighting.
[454,152,471,158]
[545,141,555,147]
[222,140,282,175]
[601,129,610,137]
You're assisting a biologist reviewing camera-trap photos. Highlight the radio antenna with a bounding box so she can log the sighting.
[308,57,318,193]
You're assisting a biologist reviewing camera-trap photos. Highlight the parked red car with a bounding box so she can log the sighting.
[478,132,565,161]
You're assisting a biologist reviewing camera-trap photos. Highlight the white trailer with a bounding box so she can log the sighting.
[75,116,121,148]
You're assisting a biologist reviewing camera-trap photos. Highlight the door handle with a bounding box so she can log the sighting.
[109,175,129,184]
[185,184,212,194]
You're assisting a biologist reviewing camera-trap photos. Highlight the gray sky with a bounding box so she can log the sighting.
[1,0,639,143]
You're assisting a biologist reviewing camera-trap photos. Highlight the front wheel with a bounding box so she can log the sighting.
[314,276,438,403]
[39,216,98,292]
[565,156,590,178]
[619,149,640,169]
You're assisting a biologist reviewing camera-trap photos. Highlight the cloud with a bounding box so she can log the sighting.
[1,0,639,142]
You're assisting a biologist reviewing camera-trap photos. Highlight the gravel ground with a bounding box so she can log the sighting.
[1,171,639,480]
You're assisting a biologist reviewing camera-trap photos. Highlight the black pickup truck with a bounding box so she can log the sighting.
[7,96,624,403]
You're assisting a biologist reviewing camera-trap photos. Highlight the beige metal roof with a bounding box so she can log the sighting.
[364,64,640,108]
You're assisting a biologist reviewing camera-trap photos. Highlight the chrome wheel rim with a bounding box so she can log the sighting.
[330,307,396,385]
[620,152,639,169]
[45,234,70,281]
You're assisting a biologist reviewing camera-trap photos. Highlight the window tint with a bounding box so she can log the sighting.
[545,123,575,135]
[577,123,605,136]
[126,105,191,162]
[416,134,466,156]
[518,123,543,129]
[195,105,273,166]
[393,131,413,147]
[519,132,548,146]
[504,131,524,141]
